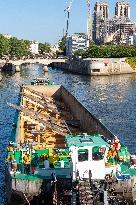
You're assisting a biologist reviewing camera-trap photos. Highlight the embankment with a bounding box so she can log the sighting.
[50,58,136,76]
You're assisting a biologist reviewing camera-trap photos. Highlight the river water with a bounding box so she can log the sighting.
[0,64,136,204]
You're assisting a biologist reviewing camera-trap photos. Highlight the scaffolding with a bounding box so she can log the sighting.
[92,1,135,44]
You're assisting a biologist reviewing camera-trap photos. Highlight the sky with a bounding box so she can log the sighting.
[0,0,135,44]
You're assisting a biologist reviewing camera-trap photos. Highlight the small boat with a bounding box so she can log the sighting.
[7,83,136,204]
[30,78,51,85]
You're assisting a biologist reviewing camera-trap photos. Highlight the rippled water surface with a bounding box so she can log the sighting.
[0,65,136,204]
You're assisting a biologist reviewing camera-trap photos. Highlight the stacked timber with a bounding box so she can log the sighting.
[9,85,75,149]
[78,180,93,205]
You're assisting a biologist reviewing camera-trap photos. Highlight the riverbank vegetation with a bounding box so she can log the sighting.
[0,34,51,59]
[126,57,136,69]
[39,42,51,54]
[74,45,136,58]
[0,34,30,59]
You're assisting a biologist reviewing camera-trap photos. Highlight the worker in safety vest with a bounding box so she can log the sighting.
[23,154,31,174]
[7,143,14,161]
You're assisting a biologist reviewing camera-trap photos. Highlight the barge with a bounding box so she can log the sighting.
[7,82,136,204]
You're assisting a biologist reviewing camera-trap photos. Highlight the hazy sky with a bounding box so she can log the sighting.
[0,0,135,44]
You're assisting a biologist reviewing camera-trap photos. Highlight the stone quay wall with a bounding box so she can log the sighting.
[50,58,136,76]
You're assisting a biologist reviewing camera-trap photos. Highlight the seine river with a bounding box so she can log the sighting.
[0,64,136,204]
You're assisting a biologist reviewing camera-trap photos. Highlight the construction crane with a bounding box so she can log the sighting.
[64,0,74,37]
[86,0,92,47]
[64,0,92,47]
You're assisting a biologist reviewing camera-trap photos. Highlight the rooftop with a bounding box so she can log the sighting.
[65,134,110,148]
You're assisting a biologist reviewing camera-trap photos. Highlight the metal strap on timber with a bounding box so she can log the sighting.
[23,87,54,103]
[20,90,71,133]
[19,83,53,101]
[8,103,70,136]
[17,82,54,102]
[21,92,58,114]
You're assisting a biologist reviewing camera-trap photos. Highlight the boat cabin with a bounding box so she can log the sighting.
[66,134,110,180]
[31,78,49,85]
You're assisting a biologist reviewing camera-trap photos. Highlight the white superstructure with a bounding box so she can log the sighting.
[29,41,39,55]
[66,33,87,56]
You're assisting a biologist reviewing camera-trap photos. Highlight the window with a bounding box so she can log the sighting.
[92,146,105,161]
[78,149,88,162]
[92,69,100,72]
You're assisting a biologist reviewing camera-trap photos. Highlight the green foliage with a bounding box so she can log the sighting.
[0,35,31,59]
[0,34,10,58]
[39,42,51,54]
[74,49,86,57]
[82,45,136,58]
[126,57,136,69]
[0,34,52,59]
[58,36,66,54]
[9,38,30,58]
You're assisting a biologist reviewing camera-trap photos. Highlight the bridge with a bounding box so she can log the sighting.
[0,58,66,72]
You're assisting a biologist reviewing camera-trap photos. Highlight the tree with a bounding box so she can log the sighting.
[74,49,86,57]
[58,36,66,55]
[82,44,136,58]
[0,34,10,58]
[9,38,30,59]
[39,42,51,54]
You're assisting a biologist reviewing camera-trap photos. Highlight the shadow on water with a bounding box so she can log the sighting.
[0,65,136,204]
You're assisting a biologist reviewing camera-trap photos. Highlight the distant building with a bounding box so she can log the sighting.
[106,17,134,44]
[3,34,12,39]
[92,1,135,45]
[29,41,39,55]
[93,1,109,44]
[94,1,109,19]
[51,43,59,53]
[128,34,136,45]
[115,2,130,19]
[66,33,87,56]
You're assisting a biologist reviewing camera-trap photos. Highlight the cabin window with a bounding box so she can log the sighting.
[78,149,88,162]
[92,69,100,72]
[92,146,105,161]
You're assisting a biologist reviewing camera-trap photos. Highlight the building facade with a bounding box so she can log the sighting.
[3,34,12,39]
[29,41,39,55]
[93,1,135,45]
[66,33,87,56]
[93,1,109,44]
[115,2,130,19]
[128,34,136,45]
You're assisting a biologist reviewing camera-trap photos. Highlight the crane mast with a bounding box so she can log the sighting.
[64,0,73,37]
[64,0,92,47]
[86,0,92,47]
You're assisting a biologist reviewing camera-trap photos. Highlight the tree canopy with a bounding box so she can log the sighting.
[0,35,30,59]
[80,45,136,58]
[0,34,51,59]
[39,42,51,54]
[9,37,30,58]
[58,36,66,55]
